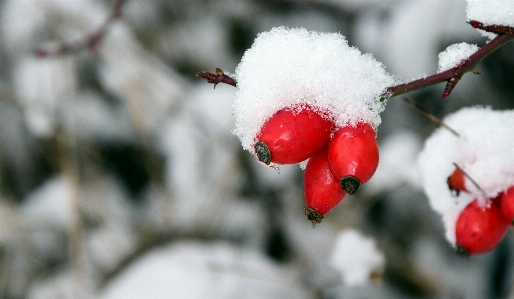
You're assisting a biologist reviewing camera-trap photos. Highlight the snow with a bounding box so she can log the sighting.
[99,242,307,299]
[466,0,514,27]
[437,43,479,73]
[418,107,514,244]
[355,0,470,80]
[13,56,78,137]
[367,131,422,194]
[20,176,72,229]
[329,229,384,287]
[233,27,395,153]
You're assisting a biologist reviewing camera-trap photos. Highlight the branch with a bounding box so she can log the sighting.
[34,0,128,57]
[386,27,513,98]
[197,68,237,88]
[469,20,514,37]
[197,22,513,98]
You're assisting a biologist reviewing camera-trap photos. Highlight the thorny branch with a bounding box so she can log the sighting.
[197,68,237,88]
[386,30,513,99]
[198,21,514,99]
[34,0,128,57]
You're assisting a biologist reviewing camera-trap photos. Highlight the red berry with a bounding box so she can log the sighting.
[455,199,509,256]
[327,123,379,195]
[304,146,346,226]
[447,168,468,196]
[254,105,334,165]
[499,186,514,224]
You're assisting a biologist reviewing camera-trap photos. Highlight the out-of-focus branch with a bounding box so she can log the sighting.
[386,24,513,99]
[34,0,128,57]
[197,68,237,88]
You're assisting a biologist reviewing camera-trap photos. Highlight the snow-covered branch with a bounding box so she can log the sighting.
[198,23,513,99]
[386,31,513,98]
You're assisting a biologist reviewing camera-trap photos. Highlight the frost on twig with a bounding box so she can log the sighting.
[34,0,128,57]
[196,68,237,88]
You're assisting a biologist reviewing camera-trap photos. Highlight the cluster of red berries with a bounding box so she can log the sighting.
[448,168,514,256]
[253,104,379,226]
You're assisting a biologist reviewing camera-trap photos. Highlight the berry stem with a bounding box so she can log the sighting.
[452,162,486,197]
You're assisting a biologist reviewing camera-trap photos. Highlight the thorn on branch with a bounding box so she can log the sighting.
[469,20,514,37]
[197,68,237,88]
[442,76,461,98]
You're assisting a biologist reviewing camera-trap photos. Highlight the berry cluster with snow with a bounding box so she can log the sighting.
[1,0,514,298]
[418,107,514,250]
[437,42,479,73]
[233,27,395,153]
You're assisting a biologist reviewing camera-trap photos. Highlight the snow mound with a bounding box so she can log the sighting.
[418,107,514,244]
[466,0,514,38]
[466,0,514,27]
[233,27,395,152]
[329,229,384,286]
[437,43,479,73]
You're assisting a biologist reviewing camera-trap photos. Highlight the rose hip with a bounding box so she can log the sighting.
[327,123,379,195]
[254,105,334,165]
[447,168,468,196]
[455,199,509,256]
[304,146,346,226]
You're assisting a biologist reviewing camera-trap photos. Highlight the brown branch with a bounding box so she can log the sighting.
[469,20,514,37]
[34,0,128,57]
[197,68,237,88]
[197,21,513,98]
[386,31,513,99]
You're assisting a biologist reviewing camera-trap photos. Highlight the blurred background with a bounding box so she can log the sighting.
[0,0,514,298]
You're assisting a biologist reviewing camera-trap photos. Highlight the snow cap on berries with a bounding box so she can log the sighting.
[418,107,514,244]
[233,27,395,153]
[437,43,479,73]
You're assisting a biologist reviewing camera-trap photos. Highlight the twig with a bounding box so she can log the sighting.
[197,68,237,88]
[386,33,513,98]
[469,20,514,37]
[401,97,460,137]
[452,162,486,196]
[34,0,128,57]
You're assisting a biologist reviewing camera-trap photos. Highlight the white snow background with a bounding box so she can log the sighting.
[0,0,513,298]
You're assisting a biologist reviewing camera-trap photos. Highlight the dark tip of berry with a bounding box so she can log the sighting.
[456,244,470,258]
[254,141,271,165]
[340,176,362,195]
[304,207,323,228]
[447,176,460,197]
